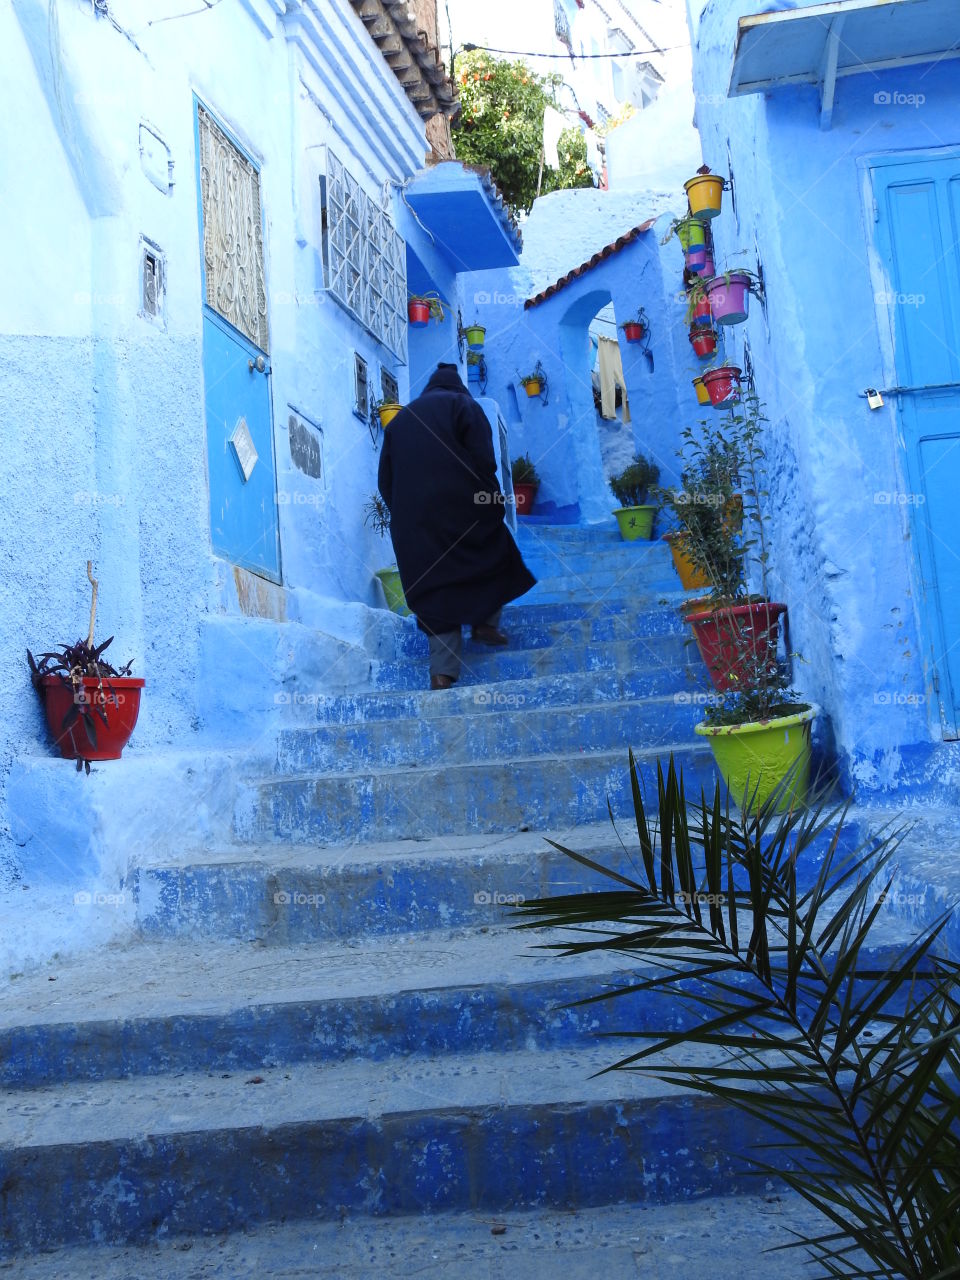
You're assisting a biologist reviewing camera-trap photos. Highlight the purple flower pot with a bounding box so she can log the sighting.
[697,253,715,278]
[705,272,751,325]
[685,245,707,271]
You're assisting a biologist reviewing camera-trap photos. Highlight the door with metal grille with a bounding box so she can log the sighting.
[195,99,281,581]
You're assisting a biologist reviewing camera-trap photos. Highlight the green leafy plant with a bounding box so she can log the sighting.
[452,50,593,213]
[363,491,391,537]
[511,453,540,490]
[609,454,661,508]
[515,753,960,1280]
[408,292,447,323]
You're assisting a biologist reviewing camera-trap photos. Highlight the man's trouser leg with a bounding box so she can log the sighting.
[428,627,462,681]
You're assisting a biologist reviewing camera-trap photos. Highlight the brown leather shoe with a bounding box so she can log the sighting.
[430,674,457,690]
[471,624,508,647]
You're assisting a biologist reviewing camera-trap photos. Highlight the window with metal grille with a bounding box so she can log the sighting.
[354,353,370,421]
[139,236,165,325]
[380,368,399,405]
[554,0,571,44]
[320,149,407,364]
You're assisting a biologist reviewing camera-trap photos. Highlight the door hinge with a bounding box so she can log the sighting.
[873,198,880,223]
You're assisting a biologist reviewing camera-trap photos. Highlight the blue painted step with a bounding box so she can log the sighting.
[0,1044,789,1256]
[277,695,704,773]
[242,742,718,845]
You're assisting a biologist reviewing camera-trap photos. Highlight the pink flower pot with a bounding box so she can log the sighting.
[705,273,751,325]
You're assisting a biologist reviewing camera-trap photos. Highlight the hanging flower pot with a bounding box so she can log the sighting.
[377,402,402,427]
[686,600,787,693]
[663,531,712,590]
[519,364,548,401]
[522,378,541,398]
[39,675,145,762]
[676,218,707,252]
[705,273,752,325]
[696,251,716,279]
[408,299,431,326]
[684,172,725,220]
[702,365,742,408]
[622,321,645,343]
[684,244,707,272]
[692,375,711,406]
[465,325,486,349]
[689,327,718,359]
[688,291,712,325]
[695,704,817,813]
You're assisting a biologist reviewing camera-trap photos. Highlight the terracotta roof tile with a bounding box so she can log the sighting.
[524,219,656,309]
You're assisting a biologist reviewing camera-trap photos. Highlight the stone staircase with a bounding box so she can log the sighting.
[0,525,920,1273]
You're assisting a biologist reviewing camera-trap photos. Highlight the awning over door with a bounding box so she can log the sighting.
[729,0,960,128]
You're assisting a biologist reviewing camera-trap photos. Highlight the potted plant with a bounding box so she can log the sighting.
[519,371,543,398]
[688,325,718,359]
[370,396,402,428]
[684,279,713,327]
[464,322,486,349]
[466,350,485,385]
[662,530,712,590]
[363,494,410,616]
[704,269,762,326]
[619,308,648,344]
[609,454,660,542]
[511,453,540,516]
[683,167,725,220]
[27,562,143,773]
[692,375,710,406]
[701,364,742,408]
[407,292,447,327]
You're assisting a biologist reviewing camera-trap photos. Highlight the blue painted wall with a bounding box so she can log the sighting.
[686,0,960,799]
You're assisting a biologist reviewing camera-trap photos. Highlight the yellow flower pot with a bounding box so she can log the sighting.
[684,172,724,220]
[378,403,402,427]
[695,704,817,813]
[692,376,710,406]
[664,531,712,590]
[523,380,541,398]
[375,567,410,615]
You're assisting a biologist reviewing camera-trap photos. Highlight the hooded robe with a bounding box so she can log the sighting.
[377,364,535,634]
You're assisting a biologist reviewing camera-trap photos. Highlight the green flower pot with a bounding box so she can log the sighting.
[465,325,486,349]
[375,567,410,616]
[695,704,817,813]
[613,505,656,541]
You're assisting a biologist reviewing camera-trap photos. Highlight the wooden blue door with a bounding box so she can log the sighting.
[871,150,960,738]
[195,100,281,581]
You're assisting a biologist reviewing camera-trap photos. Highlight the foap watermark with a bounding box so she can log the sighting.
[273,889,325,907]
[276,490,325,508]
[875,290,925,309]
[74,890,126,907]
[873,889,927,908]
[474,889,526,906]
[473,290,523,307]
[473,689,526,708]
[874,90,926,109]
[74,490,126,508]
[274,691,327,707]
[678,890,727,906]
[874,691,926,706]
[474,490,515,506]
[673,691,719,706]
[874,491,926,506]
[673,490,725,508]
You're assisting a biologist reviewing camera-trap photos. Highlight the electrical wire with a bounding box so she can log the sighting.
[461,40,689,59]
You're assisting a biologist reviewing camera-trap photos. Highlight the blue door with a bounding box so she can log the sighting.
[195,100,281,581]
[871,150,960,738]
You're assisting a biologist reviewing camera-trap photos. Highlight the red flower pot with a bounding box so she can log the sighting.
[702,365,742,408]
[408,300,431,327]
[513,483,537,515]
[40,674,145,761]
[689,293,712,325]
[689,327,718,359]
[686,601,787,693]
[622,322,645,343]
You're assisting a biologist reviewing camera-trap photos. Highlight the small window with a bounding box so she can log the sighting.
[354,353,369,421]
[139,236,165,326]
[381,368,399,405]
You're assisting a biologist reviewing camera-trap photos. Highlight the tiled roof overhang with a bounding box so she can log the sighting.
[348,0,459,120]
[524,219,655,309]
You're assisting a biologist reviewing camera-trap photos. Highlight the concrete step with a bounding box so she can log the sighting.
[276,695,704,773]
[0,925,674,1088]
[373,632,700,690]
[0,1192,840,1280]
[131,821,656,944]
[314,663,705,726]
[240,742,717,845]
[0,1043,784,1255]
[391,597,691,659]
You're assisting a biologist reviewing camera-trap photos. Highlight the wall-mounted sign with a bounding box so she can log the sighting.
[230,416,258,482]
